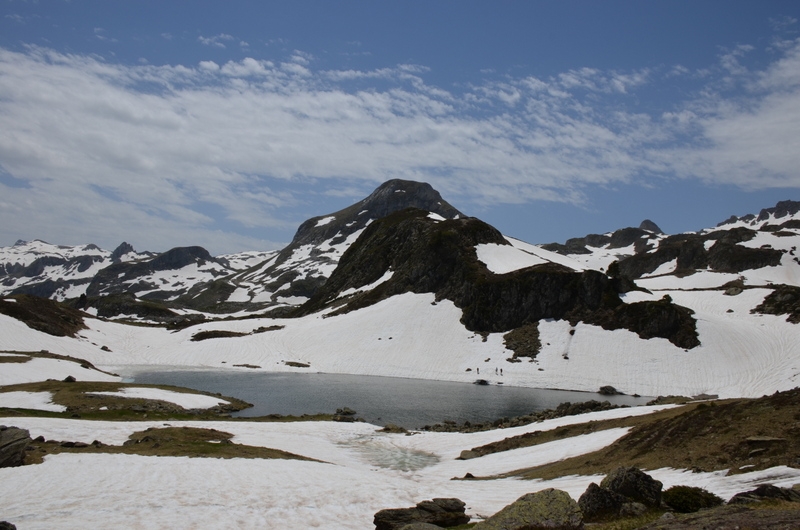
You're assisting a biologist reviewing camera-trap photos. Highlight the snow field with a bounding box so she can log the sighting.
[2,284,800,398]
[2,405,799,529]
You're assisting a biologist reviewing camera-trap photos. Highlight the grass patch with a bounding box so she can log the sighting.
[0,380,252,420]
[587,511,665,530]
[0,354,31,363]
[24,426,320,464]
[481,388,800,481]
[1,349,119,377]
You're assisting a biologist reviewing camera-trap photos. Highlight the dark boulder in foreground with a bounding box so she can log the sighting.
[578,482,628,522]
[474,488,583,529]
[0,426,31,468]
[374,498,470,530]
[600,466,663,508]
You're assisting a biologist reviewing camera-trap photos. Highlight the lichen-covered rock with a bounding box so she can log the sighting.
[600,467,662,508]
[475,488,583,529]
[374,498,469,530]
[0,426,31,468]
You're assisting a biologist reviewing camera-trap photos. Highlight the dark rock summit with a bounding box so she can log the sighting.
[110,241,136,262]
[291,179,462,249]
[639,219,664,234]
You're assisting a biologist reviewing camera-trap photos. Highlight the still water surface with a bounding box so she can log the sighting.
[132,370,649,428]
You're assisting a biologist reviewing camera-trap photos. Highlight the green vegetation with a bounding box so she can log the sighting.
[24,426,320,464]
[0,380,251,420]
[486,388,800,481]
[662,485,724,513]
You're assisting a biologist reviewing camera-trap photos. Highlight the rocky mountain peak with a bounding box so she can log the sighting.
[110,242,136,262]
[638,219,663,234]
[757,200,800,222]
[289,179,463,248]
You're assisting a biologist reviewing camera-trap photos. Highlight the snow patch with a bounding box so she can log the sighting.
[0,391,66,412]
[88,387,229,409]
[315,216,336,227]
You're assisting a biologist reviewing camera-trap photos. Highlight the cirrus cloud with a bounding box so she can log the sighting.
[1,39,800,253]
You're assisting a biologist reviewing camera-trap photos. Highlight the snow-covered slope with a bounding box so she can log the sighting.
[2,191,800,399]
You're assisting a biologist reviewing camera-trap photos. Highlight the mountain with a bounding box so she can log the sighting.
[0,240,151,300]
[0,179,466,320]
[1,183,800,399]
[220,178,464,314]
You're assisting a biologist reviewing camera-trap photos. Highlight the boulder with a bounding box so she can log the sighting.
[0,426,31,468]
[0,522,17,530]
[474,488,583,529]
[374,498,470,530]
[578,482,627,522]
[398,524,445,530]
[600,466,662,508]
[728,484,800,505]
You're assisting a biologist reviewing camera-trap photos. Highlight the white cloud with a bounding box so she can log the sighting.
[198,33,235,49]
[1,41,800,252]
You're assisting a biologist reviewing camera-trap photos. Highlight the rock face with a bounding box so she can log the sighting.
[373,498,470,530]
[474,488,583,529]
[728,484,800,504]
[296,208,700,348]
[599,467,663,508]
[0,426,31,468]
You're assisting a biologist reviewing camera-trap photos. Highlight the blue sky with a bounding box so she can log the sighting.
[2,1,800,254]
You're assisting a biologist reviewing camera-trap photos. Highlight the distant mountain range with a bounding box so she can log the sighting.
[2,180,798,328]
[2,179,800,398]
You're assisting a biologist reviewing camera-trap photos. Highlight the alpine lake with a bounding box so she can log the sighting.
[130,370,650,429]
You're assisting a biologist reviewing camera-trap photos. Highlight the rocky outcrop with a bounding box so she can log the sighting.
[578,482,628,522]
[373,498,470,530]
[474,488,583,529]
[0,426,31,468]
[752,284,800,323]
[542,225,660,256]
[297,208,699,348]
[728,484,800,504]
[599,467,663,508]
[0,295,87,337]
[578,468,663,522]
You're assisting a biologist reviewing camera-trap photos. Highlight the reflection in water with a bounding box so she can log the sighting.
[132,371,650,428]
